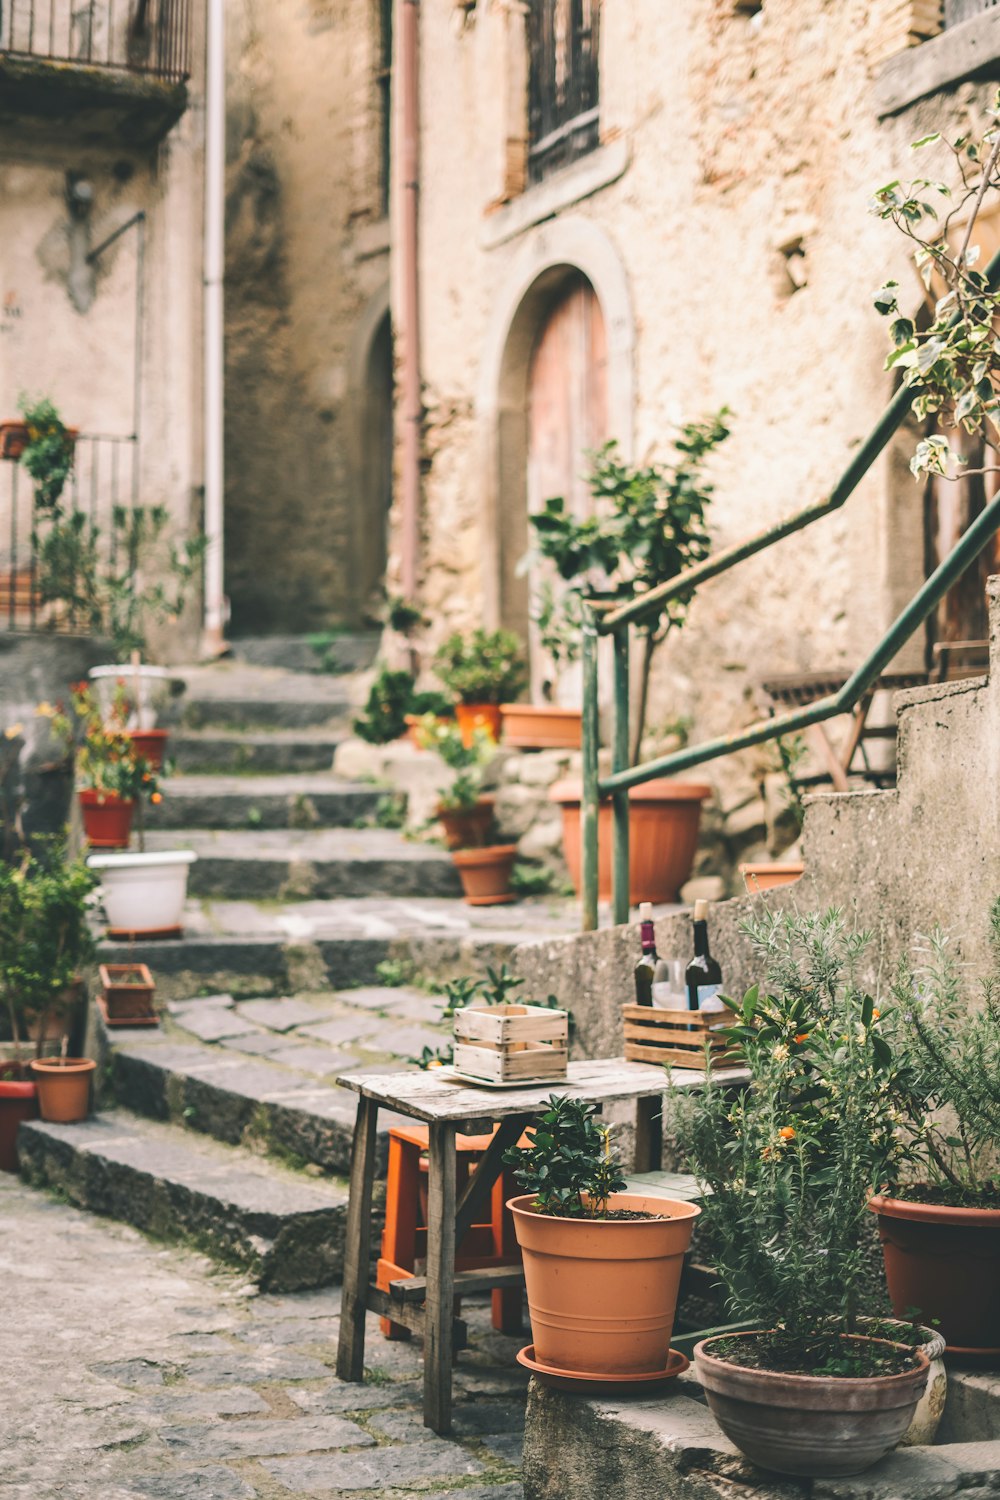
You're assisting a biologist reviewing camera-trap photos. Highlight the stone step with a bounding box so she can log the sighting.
[169,728,345,774]
[230,631,381,674]
[17,1111,350,1292]
[104,986,455,1172]
[147,774,386,831]
[141,828,462,901]
[175,664,356,731]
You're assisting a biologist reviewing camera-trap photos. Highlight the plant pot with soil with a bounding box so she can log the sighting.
[551,777,710,904]
[87,849,197,938]
[30,1056,96,1123]
[505,1096,698,1378]
[98,962,157,1026]
[0,1061,38,1173]
[434,629,526,748]
[452,843,518,906]
[665,908,928,1477]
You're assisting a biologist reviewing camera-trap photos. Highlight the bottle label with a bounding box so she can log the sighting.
[695,984,724,1012]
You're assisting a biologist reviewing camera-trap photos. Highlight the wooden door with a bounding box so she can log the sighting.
[526,272,607,698]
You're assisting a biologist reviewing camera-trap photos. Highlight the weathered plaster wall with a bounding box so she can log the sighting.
[0,28,207,662]
[401,0,997,861]
[224,0,392,635]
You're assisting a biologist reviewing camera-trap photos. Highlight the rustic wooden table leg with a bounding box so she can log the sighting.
[635,1093,663,1172]
[335,1095,379,1382]
[424,1120,457,1433]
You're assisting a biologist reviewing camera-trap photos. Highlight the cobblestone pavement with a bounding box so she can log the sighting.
[0,1176,526,1500]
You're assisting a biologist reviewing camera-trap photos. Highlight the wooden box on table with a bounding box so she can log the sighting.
[622,1003,737,1070]
[452,1002,568,1085]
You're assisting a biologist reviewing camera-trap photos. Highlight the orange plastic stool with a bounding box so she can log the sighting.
[377,1122,522,1339]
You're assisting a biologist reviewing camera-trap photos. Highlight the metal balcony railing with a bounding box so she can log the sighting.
[0,0,191,83]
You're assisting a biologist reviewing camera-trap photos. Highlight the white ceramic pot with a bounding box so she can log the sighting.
[89,664,179,732]
[87,850,197,935]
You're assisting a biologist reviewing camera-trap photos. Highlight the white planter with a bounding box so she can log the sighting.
[87,850,197,935]
[89,664,180,732]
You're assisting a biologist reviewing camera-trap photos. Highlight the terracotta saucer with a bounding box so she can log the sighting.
[106,925,183,941]
[516,1344,689,1393]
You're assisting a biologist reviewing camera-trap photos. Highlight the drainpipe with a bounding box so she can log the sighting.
[201,0,227,657]
[399,0,421,601]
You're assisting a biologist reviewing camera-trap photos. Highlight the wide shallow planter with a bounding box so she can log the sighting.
[79,789,134,848]
[853,1319,947,1447]
[693,1332,929,1478]
[452,843,517,906]
[551,778,711,904]
[98,962,157,1025]
[508,1192,699,1376]
[739,860,804,892]
[87,849,197,938]
[455,702,503,747]
[128,729,169,770]
[436,796,495,851]
[30,1057,96,1124]
[869,1194,1000,1354]
[500,703,582,751]
[0,1079,39,1171]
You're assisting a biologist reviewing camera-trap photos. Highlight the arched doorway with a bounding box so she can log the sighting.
[526,272,608,696]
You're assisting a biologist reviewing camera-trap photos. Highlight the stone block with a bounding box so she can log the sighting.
[937,1369,1000,1444]
[234,997,328,1032]
[517,815,565,860]
[162,1414,373,1459]
[723,796,768,846]
[333,737,388,781]
[495,783,544,838]
[680,876,726,905]
[129,1469,255,1499]
[518,750,573,788]
[811,1446,961,1498]
[263,1440,484,1492]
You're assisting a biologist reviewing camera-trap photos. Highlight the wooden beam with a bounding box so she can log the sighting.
[390,1264,526,1304]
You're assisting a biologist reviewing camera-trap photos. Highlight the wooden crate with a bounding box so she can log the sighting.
[452,1002,568,1085]
[622,1003,737,1070]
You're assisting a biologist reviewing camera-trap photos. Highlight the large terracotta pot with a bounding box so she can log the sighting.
[436,797,494,851]
[500,703,582,751]
[508,1192,699,1375]
[79,789,134,848]
[128,729,169,770]
[550,778,711,904]
[455,702,502,747]
[739,860,804,892]
[452,844,517,906]
[869,1194,1000,1354]
[0,1079,38,1171]
[694,1332,929,1478]
[30,1057,96,1124]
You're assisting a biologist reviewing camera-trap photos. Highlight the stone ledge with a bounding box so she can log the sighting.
[873,11,1000,118]
[481,136,630,251]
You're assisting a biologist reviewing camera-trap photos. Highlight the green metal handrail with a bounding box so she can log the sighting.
[578,242,1000,929]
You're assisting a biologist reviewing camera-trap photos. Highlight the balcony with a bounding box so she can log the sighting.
[0,0,191,145]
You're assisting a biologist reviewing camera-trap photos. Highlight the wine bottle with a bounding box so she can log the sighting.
[685,899,724,1011]
[634,902,658,1006]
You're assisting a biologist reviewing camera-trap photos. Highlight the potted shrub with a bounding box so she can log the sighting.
[433,629,526,746]
[666,908,928,1479]
[504,1095,699,1378]
[12,395,78,503]
[0,847,97,1133]
[47,681,158,848]
[869,908,1000,1355]
[417,717,516,904]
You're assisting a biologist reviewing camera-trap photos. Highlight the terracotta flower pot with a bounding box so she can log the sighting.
[500,703,582,751]
[550,778,711,904]
[740,860,805,892]
[455,702,502,747]
[0,420,30,460]
[0,1079,39,1172]
[98,962,157,1024]
[30,1057,96,1124]
[868,1194,1000,1354]
[79,789,134,848]
[452,843,517,905]
[128,729,169,770]
[508,1192,699,1375]
[436,797,494,851]
[693,1332,929,1478]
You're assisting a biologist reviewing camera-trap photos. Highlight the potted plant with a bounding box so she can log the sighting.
[868,907,1000,1356]
[433,628,526,746]
[46,681,158,848]
[530,428,727,903]
[0,846,97,1134]
[9,395,78,501]
[666,908,928,1478]
[98,962,157,1027]
[500,583,585,751]
[504,1095,699,1378]
[417,716,516,903]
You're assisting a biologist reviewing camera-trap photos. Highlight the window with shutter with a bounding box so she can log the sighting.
[526,0,601,185]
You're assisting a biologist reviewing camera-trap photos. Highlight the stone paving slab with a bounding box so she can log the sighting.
[0,1176,525,1500]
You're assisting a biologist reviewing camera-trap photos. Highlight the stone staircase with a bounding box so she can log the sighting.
[19,650,579,1290]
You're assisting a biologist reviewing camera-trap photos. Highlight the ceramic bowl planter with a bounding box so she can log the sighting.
[98,962,158,1027]
[87,849,197,938]
[868,1194,1000,1355]
[454,702,503,747]
[500,703,582,751]
[30,1057,96,1124]
[79,789,134,849]
[452,844,517,906]
[0,1075,38,1171]
[739,860,804,892]
[851,1319,947,1447]
[693,1333,929,1478]
[551,778,711,904]
[436,796,495,851]
[508,1192,699,1377]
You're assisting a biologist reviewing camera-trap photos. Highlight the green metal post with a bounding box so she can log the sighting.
[612,624,630,928]
[581,605,600,932]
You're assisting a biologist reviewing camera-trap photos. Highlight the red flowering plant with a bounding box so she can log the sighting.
[42,681,160,805]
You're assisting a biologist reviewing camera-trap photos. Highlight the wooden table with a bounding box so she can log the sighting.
[333,1057,745,1433]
